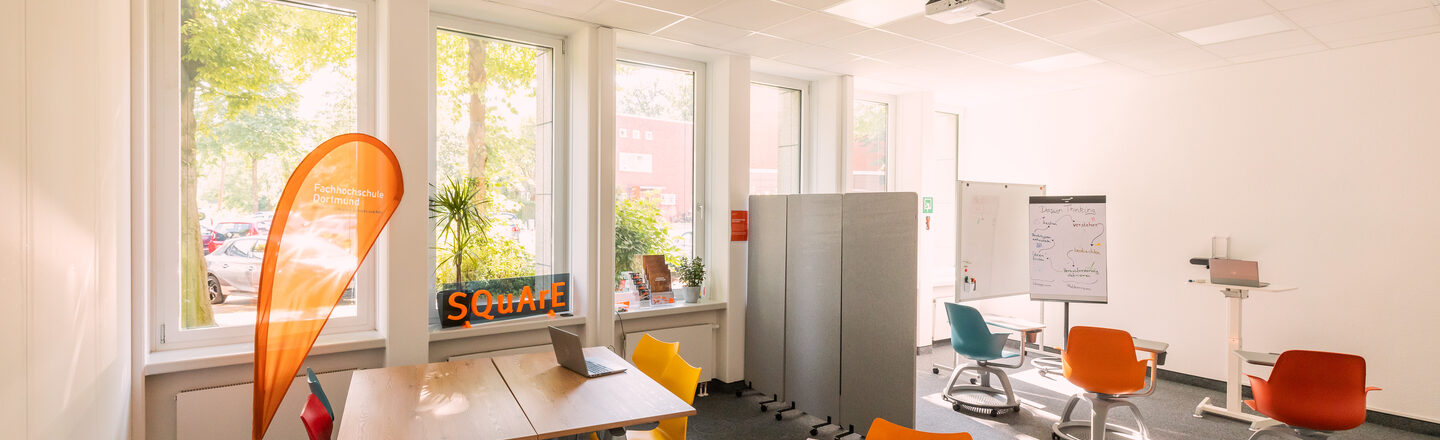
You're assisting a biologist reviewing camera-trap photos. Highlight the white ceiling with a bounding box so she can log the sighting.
[488,0,1440,101]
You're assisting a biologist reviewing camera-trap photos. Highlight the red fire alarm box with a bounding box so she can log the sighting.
[731,211,748,241]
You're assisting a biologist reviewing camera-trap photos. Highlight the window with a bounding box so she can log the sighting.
[156,0,371,348]
[749,82,802,195]
[613,56,704,298]
[851,99,892,192]
[430,22,563,328]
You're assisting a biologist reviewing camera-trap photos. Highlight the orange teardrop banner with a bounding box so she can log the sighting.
[252,133,403,439]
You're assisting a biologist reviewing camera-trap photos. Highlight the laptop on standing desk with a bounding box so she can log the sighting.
[1210,259,1270,288]
[548,326,627,378]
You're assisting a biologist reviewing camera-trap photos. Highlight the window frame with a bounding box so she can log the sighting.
[426,14,571,330]
[145,0,377,351]
[748,73,808,195]
[612,49,708,265]
[849,92,897,193]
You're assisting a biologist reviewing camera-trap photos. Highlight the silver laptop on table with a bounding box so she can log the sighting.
[548,326,626,378]
[1210,259,1270,288]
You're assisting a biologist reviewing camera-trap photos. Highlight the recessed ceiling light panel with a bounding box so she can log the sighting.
[1014,52,1105,72]
[1178,14,1293,45]
[825,0,927,27]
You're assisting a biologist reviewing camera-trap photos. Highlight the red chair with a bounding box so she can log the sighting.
[1245,350,1380,439]
[300,393,333,440]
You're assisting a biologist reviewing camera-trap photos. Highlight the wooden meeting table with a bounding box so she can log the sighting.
[339,346,695,439]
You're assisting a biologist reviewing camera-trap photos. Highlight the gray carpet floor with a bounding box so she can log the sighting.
[674,349,1434,440]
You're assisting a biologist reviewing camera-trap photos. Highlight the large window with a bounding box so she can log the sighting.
[161,0,370,347]
[613,56,703,293]
[749,82,802,195]
[850,99,891,192]
[430,23,561,327]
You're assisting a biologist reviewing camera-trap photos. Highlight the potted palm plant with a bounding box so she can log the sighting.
[673,256,705,303]
[430,177,489,327]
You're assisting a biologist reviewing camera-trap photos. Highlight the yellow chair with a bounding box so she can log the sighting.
[633,334,680,380]
[867,418,973,440]
[627,356,702,440]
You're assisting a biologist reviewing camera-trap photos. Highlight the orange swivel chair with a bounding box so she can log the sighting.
[1052,326,1158,440]
[867,418,973,440]
[1244,350,1380,439]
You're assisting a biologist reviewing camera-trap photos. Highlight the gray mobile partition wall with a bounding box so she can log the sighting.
[784,195,843,421]
[746,195,788,401]
[841,193,919,434]
[745,193,918,437]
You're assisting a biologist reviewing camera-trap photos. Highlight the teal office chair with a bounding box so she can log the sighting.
[941,303,1024,416]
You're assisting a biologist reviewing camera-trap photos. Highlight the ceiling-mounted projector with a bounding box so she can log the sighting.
[925,0,1005,24]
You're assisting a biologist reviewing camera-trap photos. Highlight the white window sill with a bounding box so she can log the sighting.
[428,313,586,342]
[617,300,727,320]
[145,330,385,376]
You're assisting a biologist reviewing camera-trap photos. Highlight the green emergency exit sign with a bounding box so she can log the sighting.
[922,197,934,214]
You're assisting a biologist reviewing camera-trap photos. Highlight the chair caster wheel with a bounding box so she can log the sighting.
[1052,434,1063,440]
[969,378,977,385]
[811,429,819,435]
[952,403,963,412]
[932,368,940,374]
[775,413,783,421]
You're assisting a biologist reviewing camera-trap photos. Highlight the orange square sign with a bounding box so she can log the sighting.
[731,210,748,241]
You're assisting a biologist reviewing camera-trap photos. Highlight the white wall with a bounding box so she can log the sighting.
[957,33,1440,422]
[0,0,133,438]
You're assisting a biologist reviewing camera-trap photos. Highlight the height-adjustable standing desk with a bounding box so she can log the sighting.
[1188,281,1295,429]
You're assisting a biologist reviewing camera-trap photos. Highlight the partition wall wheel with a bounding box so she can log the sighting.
[811,429,819,435]
[775,413,783,421]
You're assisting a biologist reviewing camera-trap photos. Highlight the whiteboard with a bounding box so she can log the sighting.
[1028,196,1108,303]
[956,181,1045,301]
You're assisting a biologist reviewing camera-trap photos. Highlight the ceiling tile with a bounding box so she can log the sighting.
[1320,23,1440,47]
[1087,33,1198,60]
[582,1,686,34]
[654,18,753,47]
[490,0,605,17]
[821,29,920,56]
[880,13,992,40]
[1282,0,1431,27]
[972,39,1075,64]
[926,53,1019,76]
[1112,46,1230,74]
[869,42,963,66]
[719,32,808,58]
[1007,1,1132,37]
[778,0,848,10]
[981,0,1088,22]
[763,12,868,45]
[1305,6,1440,45]
[1200,29,1318,58]
[773,44,862,68]
[1099,0,1210,16]
[1051,19,1175,49]
[1141,0,1280,33]
[696,0,811,31]
[934,23,1037,53]
[1225,42,1326,62]
[1263,0,1339,10]
[622,0,716,16]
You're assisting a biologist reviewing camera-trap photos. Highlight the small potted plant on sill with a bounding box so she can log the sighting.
[673,256,705,304]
